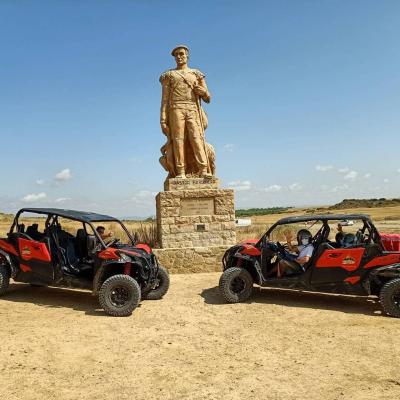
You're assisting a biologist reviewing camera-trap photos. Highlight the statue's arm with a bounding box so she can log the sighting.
[160,81,170,125]
[198,77,211,103]
[160,75,170,135]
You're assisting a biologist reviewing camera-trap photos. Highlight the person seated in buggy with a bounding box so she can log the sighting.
[268,229,314,278]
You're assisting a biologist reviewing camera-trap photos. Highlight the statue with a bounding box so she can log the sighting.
[159,45,216,179]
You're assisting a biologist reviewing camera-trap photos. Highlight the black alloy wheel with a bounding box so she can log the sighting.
[99,274,141,317]
[219,267,253,303]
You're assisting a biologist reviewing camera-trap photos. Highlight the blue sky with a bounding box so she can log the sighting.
[1,0,399,217]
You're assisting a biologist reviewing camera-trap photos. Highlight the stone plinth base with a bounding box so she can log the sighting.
[156,188,236,248]
[153,246,228,273]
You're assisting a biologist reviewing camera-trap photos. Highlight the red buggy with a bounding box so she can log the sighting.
[219,214,400,317]
[0,208,169,316]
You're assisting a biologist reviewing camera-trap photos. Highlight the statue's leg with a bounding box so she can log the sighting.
[187,110,209,176]
[170,108,186,177]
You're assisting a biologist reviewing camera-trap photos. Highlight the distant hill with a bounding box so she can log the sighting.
[330,198,400,210]
[235,207,292,217]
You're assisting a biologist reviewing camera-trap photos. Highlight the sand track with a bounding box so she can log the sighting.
[1,273,399,400]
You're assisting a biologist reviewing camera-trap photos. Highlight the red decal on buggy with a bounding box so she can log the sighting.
[18,238,51,262]
[316,248,365,271]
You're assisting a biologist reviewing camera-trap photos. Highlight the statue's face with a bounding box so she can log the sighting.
[174,48,188,66]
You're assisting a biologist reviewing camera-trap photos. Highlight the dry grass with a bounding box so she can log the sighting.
[1,205,399,245]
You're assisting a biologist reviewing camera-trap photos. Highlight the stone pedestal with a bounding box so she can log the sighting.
[155,178,236,272]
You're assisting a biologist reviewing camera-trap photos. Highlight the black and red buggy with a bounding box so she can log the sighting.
[219,214,400,317]
[0,208,169,316]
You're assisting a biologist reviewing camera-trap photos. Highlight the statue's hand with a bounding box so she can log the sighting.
[193,84,207,97]
[161,123,170,136]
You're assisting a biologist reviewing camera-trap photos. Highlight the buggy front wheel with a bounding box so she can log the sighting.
[99,274,141,317]
[219,267,253,303]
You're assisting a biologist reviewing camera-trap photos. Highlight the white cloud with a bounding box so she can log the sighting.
[22,192,47,202]
[344,170,358,180]
[398,168,400,173]
[331,184,349,193]
[264,184,282,193]
[223,144,234,152]
[54,168,72,182]
[383,178,389,183]
[36,179,45,185]
[288,182,302,191]
[55,197,71,203]
[364,173,371,179]
[338,167,350,173]
[228,180,251,191]
[315,165,333,172]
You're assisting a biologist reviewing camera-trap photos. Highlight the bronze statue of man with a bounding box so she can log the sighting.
[159,45,214,179]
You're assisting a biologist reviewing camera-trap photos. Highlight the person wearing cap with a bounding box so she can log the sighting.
[96,226,112,242]
[159,45,212,179]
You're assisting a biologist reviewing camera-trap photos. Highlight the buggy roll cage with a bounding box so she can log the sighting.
[256,215,382,249]
[9,209,136,249]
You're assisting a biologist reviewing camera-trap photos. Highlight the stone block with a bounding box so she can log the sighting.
[154,245,229,273]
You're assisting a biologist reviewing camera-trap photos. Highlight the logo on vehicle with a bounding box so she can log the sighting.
[21,246,31,259]
[342,255,356,265]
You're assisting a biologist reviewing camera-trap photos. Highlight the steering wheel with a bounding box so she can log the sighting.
[106,238,120,247]
[275,241,290,256]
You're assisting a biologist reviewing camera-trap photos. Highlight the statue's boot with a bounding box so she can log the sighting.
[175,168,186,179]
[200,169,213,179]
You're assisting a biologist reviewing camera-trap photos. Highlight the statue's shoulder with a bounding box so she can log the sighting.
[159,69,174,83]
[191,68,205,79]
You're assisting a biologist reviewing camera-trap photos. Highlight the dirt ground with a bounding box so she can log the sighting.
[1,273,400,400]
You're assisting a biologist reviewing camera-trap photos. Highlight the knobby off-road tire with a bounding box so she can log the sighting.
[142,266,170,300]
[219,267,253,303]
[379,278,400,318]
[0,264,10,296]
[99,274,141,317]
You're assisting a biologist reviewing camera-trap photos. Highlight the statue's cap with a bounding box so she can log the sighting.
[171,45,189,56]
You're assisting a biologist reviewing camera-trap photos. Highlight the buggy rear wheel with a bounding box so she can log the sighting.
[0,264,10,296]
[142,266,170,300]
[219,267,253,303]
[99,274,141,317]
[379,278,400,318]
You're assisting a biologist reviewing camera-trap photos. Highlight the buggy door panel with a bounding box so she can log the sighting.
[311,247,365,284]
[17,237,53,282]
